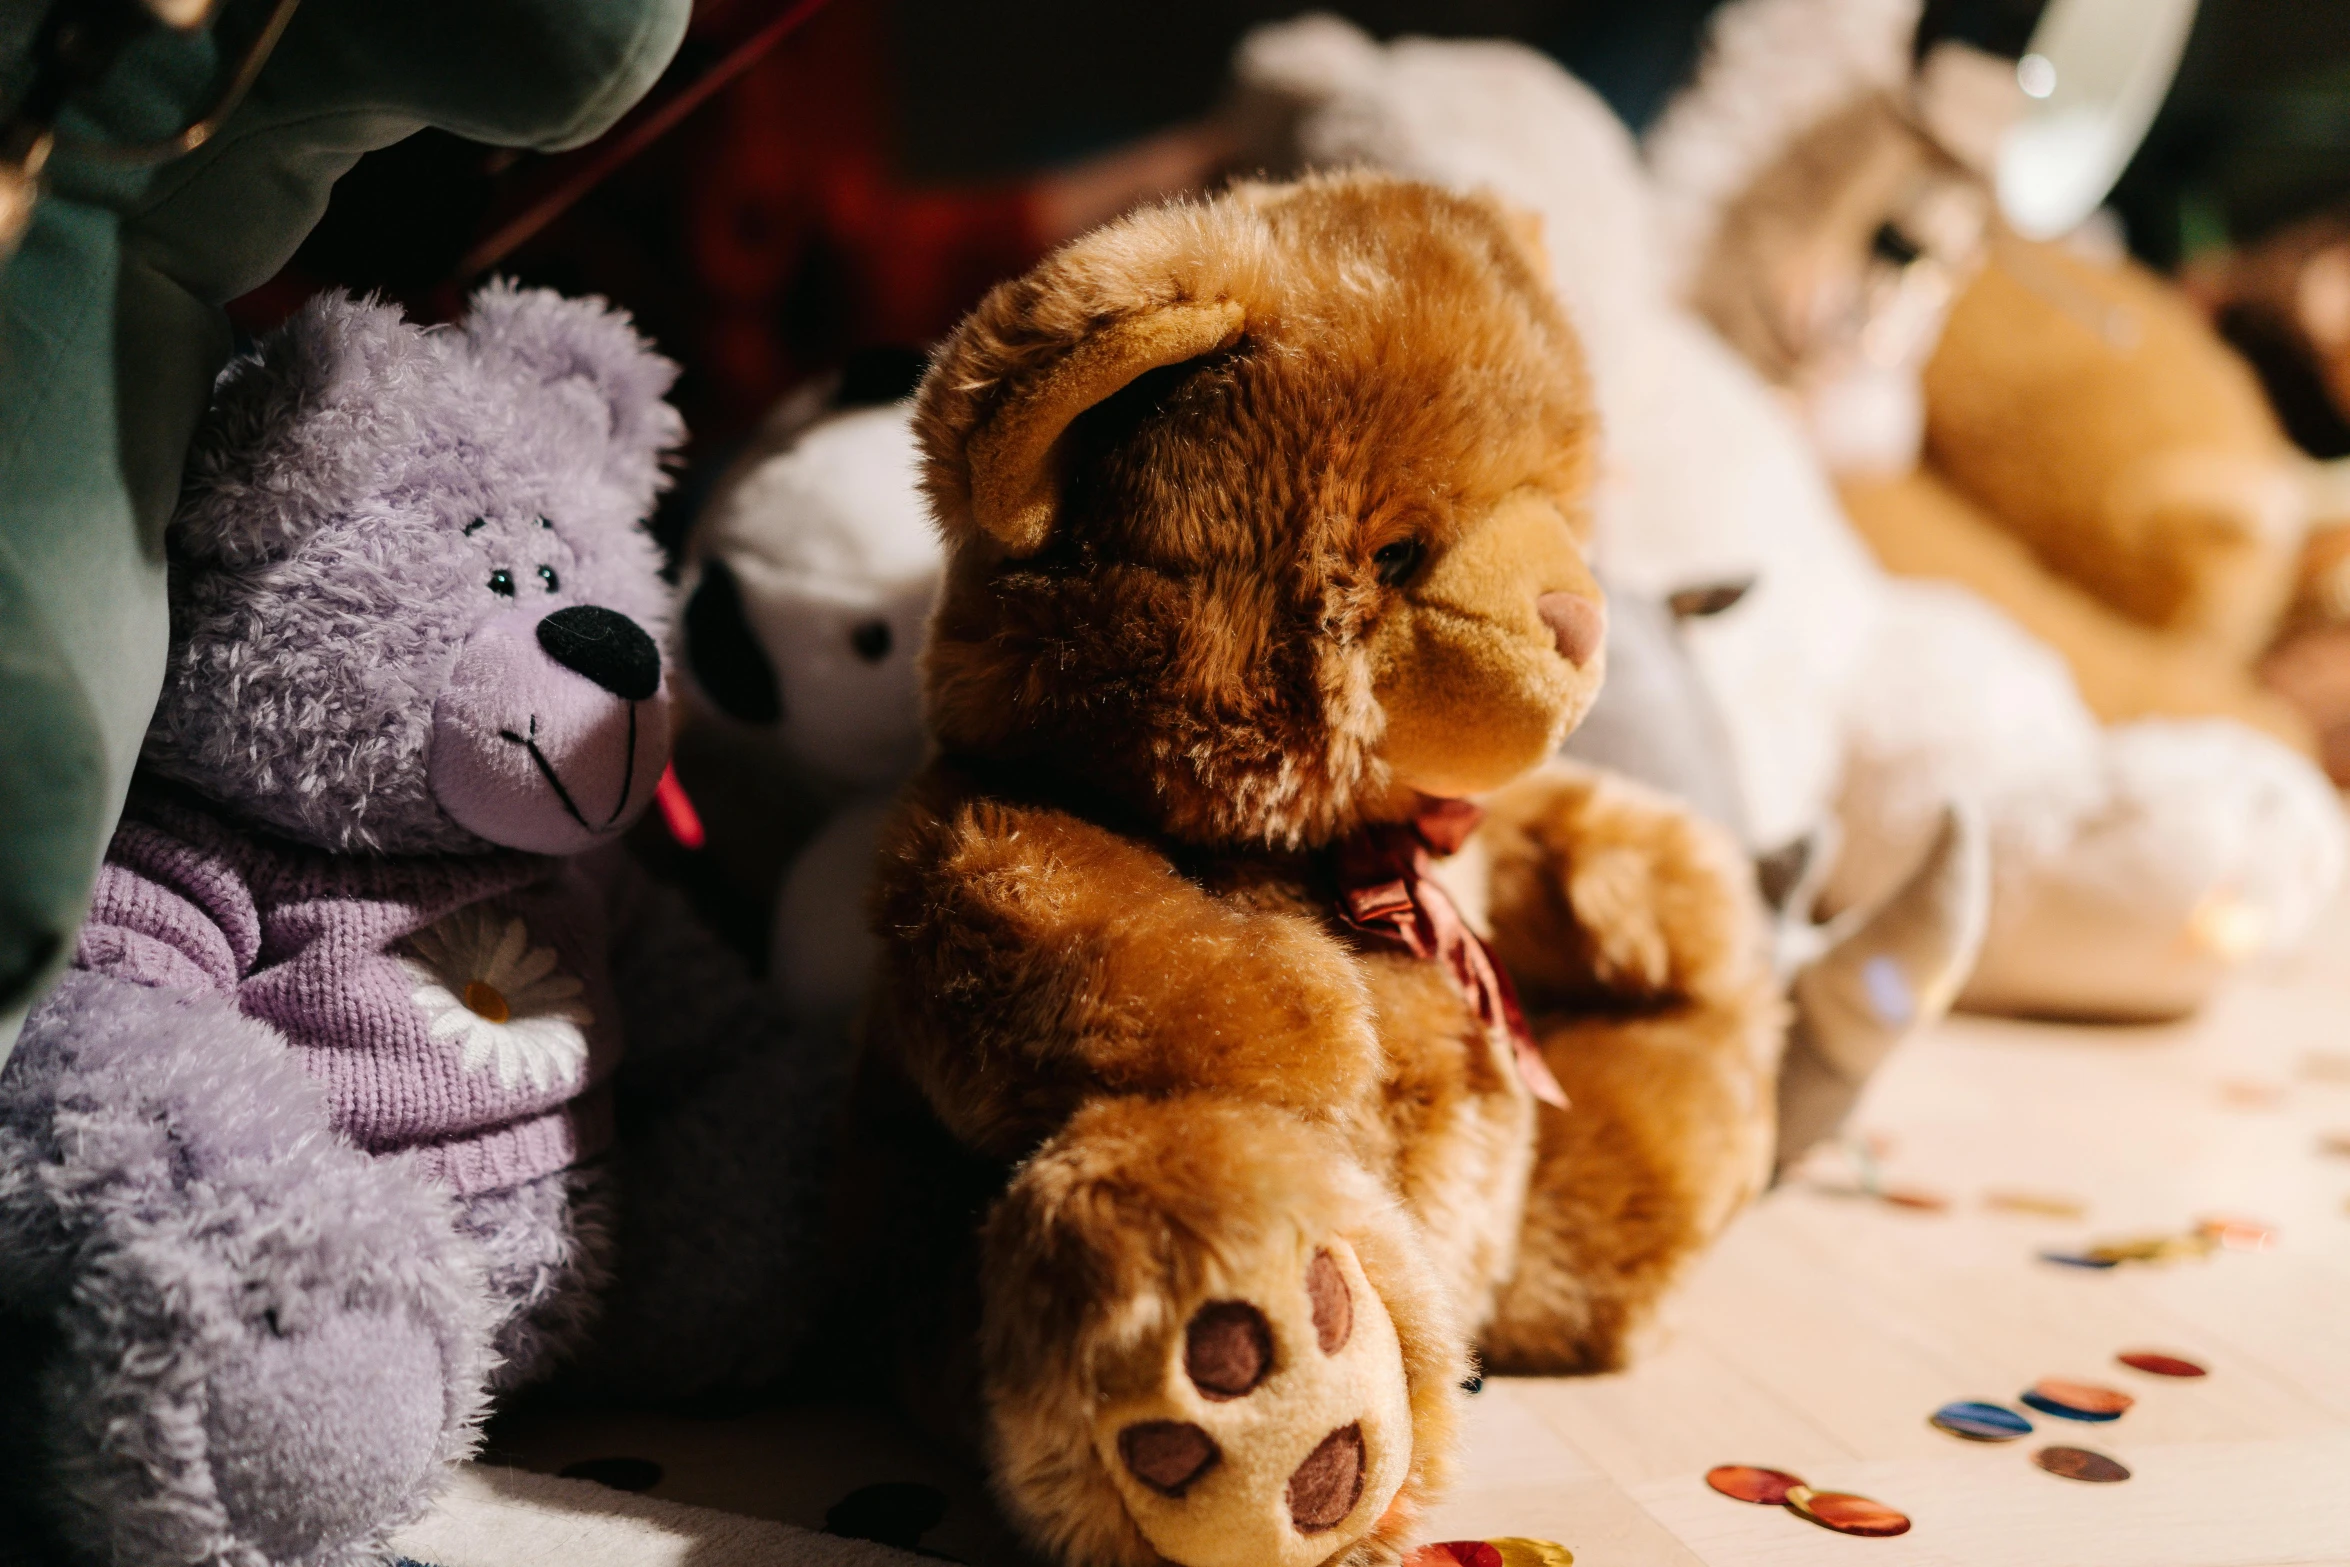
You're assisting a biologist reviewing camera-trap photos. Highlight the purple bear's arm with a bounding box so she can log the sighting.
[73,815,261,995]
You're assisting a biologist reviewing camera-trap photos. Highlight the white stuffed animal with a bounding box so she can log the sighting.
[674,396,939,1025]
[1231,14,2346,1022]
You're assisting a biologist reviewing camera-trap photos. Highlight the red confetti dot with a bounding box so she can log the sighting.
[1404,1544,1504,1567]
[1706,1465,1802,1505]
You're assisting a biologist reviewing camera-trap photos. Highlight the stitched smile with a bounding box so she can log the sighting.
[607,703,638,827]
[497,710,638,833]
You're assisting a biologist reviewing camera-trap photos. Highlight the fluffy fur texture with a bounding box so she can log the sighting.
[1,288,843,1567]
[1,973,495,1567]
[1239,17,2345,1022]
[914,177,1597,851]
[151,284,681,856]
[851,175,1781,1567]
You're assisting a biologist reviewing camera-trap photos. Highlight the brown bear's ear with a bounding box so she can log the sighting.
[942,297,1247,557]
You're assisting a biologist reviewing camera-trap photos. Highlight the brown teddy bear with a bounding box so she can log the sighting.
[1841,231,2325,751]
[840,174,1781,1567]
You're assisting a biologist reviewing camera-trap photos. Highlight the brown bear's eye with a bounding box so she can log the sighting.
[849,618,893,662]
[538,565,560,592]
[488,569,516,597]
[1372,539,1423,587]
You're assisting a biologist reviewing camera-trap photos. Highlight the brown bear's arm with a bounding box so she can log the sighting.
[1472,760,1767,1012]
[867,771,1383,1161]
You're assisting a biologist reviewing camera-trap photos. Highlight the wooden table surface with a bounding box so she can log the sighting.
[433,886,2350,1567]
[1423,886,2350,1566]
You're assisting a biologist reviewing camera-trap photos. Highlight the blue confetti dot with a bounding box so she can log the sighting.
[2022,1390,2123,1422]
[1931,1399,2034,1441]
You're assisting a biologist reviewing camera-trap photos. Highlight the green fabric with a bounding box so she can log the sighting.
[0,0,690,1059]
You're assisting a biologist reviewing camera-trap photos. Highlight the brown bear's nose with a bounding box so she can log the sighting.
[1536,591,1605,667]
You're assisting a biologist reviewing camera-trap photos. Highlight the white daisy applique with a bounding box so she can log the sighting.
[402,905,592,1094]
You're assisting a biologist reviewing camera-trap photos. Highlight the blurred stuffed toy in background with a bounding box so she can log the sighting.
[1647,0,2349,761]
[2191,212,2350,779]
[1642,0,2350,1013]
[671,369,936,1023]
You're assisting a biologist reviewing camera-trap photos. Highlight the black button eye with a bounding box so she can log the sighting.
[1372,539,1424,587]
[488,569,515,597]
[849,618,893,662]
[1872,221,1922,267]
[538,565,560,592]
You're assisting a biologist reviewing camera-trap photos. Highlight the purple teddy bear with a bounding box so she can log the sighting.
[0,285,842,1566]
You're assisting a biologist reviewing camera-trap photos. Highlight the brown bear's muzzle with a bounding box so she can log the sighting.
[1370,490,1607,799]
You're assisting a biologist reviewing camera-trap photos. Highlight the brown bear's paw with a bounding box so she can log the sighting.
[1100,1235,1412,1566]
[1479,761,1768,1008]
[979,1097,1461,1567]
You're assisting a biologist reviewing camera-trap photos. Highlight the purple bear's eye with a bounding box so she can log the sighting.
[488,570,516,597]
[538,566,560,592]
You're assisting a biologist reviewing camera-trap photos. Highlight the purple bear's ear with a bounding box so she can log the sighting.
[458,280,685,515]
[175,292,437,566]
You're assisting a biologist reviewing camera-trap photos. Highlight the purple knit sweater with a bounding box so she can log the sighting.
[75,790,622,1194]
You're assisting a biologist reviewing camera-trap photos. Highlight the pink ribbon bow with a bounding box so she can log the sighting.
[1332,799,1569,1111]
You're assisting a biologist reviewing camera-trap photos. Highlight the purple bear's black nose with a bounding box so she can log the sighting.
[537,606,660,701]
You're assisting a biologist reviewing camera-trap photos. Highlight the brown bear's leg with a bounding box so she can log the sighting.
[1478,1002,1778,1373]
[1468,762,1782,1373]
[977,1094,1463,1567]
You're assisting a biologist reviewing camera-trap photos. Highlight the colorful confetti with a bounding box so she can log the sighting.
[2034,1446,2130,1483]
[1985,1190,2089,1219]
[1785,1486,1912,1538]
[1931,1400,2034,1441]
[1706,1465,1803,1505]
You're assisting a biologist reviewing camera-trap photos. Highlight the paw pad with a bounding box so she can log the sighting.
[1186,1300,1273,1399]
[1121,1420,1220,1497]
[1306,1248,1351,1353]
[1286,1422,1365,1532]
[1101,1237,1409,1567]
